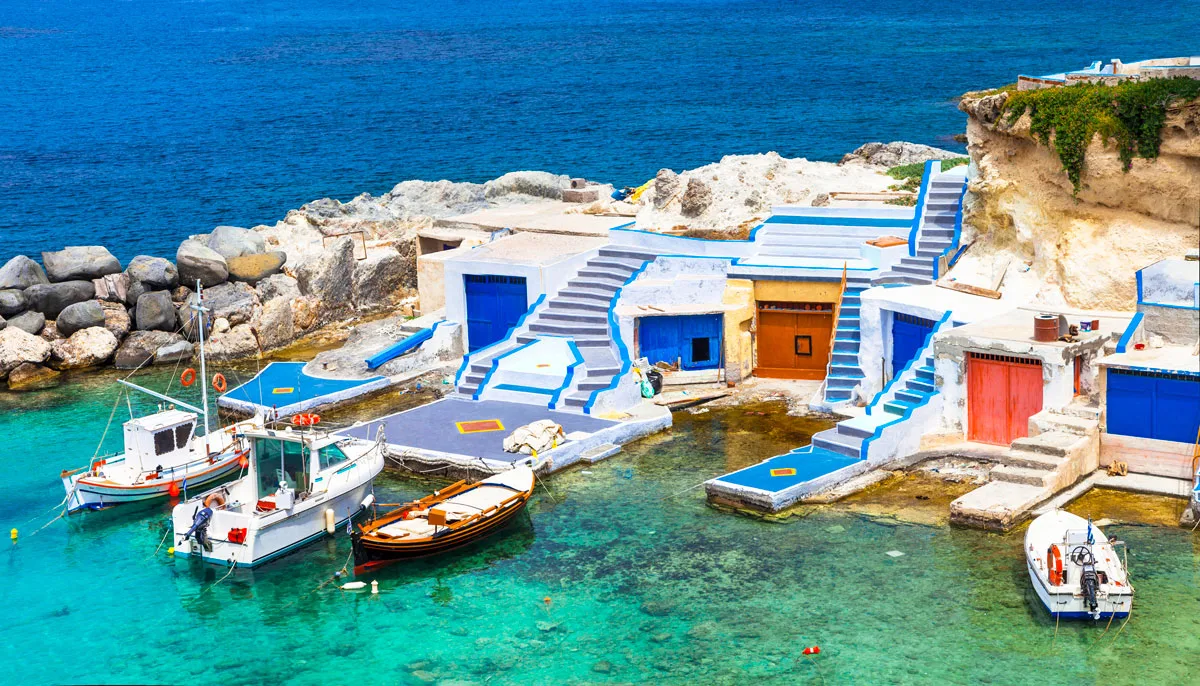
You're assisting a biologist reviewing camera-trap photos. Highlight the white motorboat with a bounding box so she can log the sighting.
[1025,510,1132,620]
[172,425,384,568]
[61,281,261,514]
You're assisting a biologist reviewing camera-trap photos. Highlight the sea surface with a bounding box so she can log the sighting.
[1,369,1197,685]
[2,0,1199,263]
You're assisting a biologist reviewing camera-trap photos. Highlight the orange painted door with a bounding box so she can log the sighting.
[755,309,831,380]
[967,353,1043,445]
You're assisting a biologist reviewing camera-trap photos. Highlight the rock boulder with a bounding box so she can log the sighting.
[483,171,568,200]
[135,291,177,332]
[114,330,184,369]
[7,310,45,335]
[251,297,295,351]
[256,274,301,303]
[227,251,286,285]
[352,249,409,311]
[206,323,259,361]
[23,281,96,319]
[176,240,229,288]
[0,256,49,290]
[838,141,961,167]
[56,300,106,337]
[50,327,119,370]
[125,255,179,290]
[203,281,260,326]
[296,237,354,324]
[207,226,266,259]
[42,246,122,282]
[101,300,132,338]
[0,327,53,377]
[7,362,60,391]
[155,339,194,365]
[680,178,713,217]
[0,289,26,317]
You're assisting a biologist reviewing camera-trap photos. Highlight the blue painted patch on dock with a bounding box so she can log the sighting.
[219,362,389,416]
[713,446,860,493]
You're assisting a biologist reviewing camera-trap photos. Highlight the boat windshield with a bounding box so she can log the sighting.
[318,443,350,470]
[255,437,310,499]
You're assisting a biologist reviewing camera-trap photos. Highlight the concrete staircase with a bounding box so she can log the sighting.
[950,405,1101,530]
[823,274,873,405]
[874,166,968,286]
[454,246,658,412]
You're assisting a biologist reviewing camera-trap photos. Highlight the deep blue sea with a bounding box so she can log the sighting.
[1,0,1197,263]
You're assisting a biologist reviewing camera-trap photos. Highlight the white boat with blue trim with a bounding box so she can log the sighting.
[172,424,383,568]
[1025,509,1132,620]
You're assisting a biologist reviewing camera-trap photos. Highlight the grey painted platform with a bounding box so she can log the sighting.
[339,397,618,464]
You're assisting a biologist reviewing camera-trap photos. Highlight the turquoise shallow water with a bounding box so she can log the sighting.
[1,373,1198,685]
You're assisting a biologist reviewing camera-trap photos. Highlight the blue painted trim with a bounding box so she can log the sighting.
[550,340,584,409]
[765,215,912,228]
[948,243,970,268]
[473,339,539,400]
[932,178,969,279]
[1115,312,1144,353]
[365,319,450,370]
[494,383,556,395]
[454,294,546,387]
[908,161,938,257]
[1138,300,1200,311]
[582,258,656,415]
[868,311,950,417]
[1135,269,1143,303]
[610,226,750,244]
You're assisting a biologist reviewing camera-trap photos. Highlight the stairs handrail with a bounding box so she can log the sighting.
[907,160,942,257]
[453,294,547,387]
[582,258,657,415]
[931,177,969,280]
[829,261,847,360]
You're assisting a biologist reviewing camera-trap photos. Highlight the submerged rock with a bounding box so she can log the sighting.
[23,281,95,319]
[41,246,121,283]
[135,291,176,332]
[176,239,229,288]
[114,330,184,369]
[0,256,49,290]
[7,362,60,391]
[125,255,179,290]
[50,327,119,370]
[227,251,286,285]
[206,225,266,259]
[7,310,45,336]
[56,300,106,338]
[0,289,27,317]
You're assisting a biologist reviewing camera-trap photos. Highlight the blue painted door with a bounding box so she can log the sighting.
[891,313,936,377]
[1106,369,1200,443]
[464,275,528,352]
[638,314,723,370]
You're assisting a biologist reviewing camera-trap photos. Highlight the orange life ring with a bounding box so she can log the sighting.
[291,413,321,427]
[1047,544,1063,585]
[204,492,226,509]
[212,373,228,393]
[180,368,197,387]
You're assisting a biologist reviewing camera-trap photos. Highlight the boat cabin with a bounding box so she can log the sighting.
[241,428,356,512]
[121,409,198,473]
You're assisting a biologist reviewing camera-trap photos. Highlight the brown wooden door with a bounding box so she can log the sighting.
[967,353,1044,445]
[755,307,832,380]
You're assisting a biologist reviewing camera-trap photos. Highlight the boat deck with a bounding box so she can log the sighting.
[218,361,390,416]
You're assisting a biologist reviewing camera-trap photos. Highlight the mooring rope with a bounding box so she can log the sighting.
[204,559,238,592]
[146,524,172,561]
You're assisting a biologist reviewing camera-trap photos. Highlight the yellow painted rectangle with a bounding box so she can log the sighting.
[769,467,797,477]
[457,419,506,434]
[272,387,295,394]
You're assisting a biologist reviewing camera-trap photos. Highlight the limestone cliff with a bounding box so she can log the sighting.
[955,91,1200,310]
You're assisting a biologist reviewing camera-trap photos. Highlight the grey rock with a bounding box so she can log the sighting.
[7,362,60,391]
[653,169,681,209]
[176,240,229,288]
[203,281,260,326]
[177,292,212,342]
[251,297,295,351]
[811,192,831,207]
[0,315,4,331]
[49,327,119,370]
[206,323,259,361]
[839,141,961,167]
[125,255,179,290]
[680,178,713,217]
[227,251,286,285]
[23,281,95,319]
[100,301,131,339]
[154,339,194,365]
[124,279,150,307]
[93,272,131,304]
[7,310,45,335]
[352,248,410,311]
[56,300,106,337]
[206,226,266,259]
[0,289,27,317]
[296,237,354,324]
[0,327,52,375]
[113,330,184,369]
[0,256,49,290]
[41,246,121,282]
[256,274,300,303]
[483,171,568,200]
[136,291,176,332]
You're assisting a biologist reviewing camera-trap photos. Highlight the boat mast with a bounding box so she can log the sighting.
[193,279,211,443]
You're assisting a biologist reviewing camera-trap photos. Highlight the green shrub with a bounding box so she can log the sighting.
[1003,77,1200,192]
[886,157,969,193]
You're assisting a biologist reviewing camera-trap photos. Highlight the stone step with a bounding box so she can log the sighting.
[824,387,853,401]
[548,297,609,313]
[540,310,608,324]
[835,329,860,341]
[1002,448,1066,471]
[1029,411,1098,437]
[991,464,1055,487]
[558,287,614,302]
[811,430,863,458]
[528,322,608,337]
[883,399,914,415]
[837,422,875,439]
[950,481,1048,531]
[588,257,645,272]
[833,339,859,353]
[576,269,630,284]
[1010,431,1080,457]
[826,375,861,389]
[831,352,859,366]
[906,378,936,394]
[567,278,621,293]
[585,366,620,378]
[894,389,928,405]
[598,248,657,262]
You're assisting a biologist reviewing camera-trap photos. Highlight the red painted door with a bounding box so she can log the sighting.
[967,353,1043,445]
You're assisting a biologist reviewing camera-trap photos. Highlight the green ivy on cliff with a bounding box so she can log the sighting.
[1003,77,1200,192]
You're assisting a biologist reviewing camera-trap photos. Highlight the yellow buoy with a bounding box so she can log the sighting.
[167,547,175,556]
[10,528,17,541]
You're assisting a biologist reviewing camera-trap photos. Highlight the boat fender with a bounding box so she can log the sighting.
[324,508,336,535]
[1047,544,1063,585]
[168,481,181,497]
[359,494,375,512]
[341,581,367,591]
[204,492,226,509]
[371,580,378,594]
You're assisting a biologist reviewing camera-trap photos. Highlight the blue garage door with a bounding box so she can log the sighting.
[638,314,723,370]
[464,275,528,352]
[1107,369,1200,443]
[891,313,937,377]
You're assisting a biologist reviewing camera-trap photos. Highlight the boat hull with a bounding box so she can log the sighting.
[1026,557,1131,620]
[63,454,243,514]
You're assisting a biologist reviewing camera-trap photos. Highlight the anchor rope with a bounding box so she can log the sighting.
[147,523,172,560]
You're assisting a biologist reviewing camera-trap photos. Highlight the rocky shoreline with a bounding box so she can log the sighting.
[0,141,956,392]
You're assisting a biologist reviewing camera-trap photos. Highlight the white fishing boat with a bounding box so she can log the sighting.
[61,281,260,514]
[1025,510,1132,620]
[171,424,384,568]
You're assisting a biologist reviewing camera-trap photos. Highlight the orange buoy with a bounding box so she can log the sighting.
[801,646,821,656]
[168,481,181,497]
[180,368,196,387]
[238,453,249,469]
[291,413,321,427]
[212,373,227,393]
[1047,544,1063,585]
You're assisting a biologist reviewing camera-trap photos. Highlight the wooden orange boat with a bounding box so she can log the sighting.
[352,466,534,571]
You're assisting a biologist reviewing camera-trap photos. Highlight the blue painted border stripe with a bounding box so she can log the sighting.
[550,340,584,409]
[1115,312,1144,353]
[908,161,938,257]
[473,339,539,400]
[455,294,546,387]
[494,383,556,395]
[583,258,656,415]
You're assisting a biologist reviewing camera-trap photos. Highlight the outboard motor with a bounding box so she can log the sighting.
[1071,545,1100,618]
[183,506,214,552]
